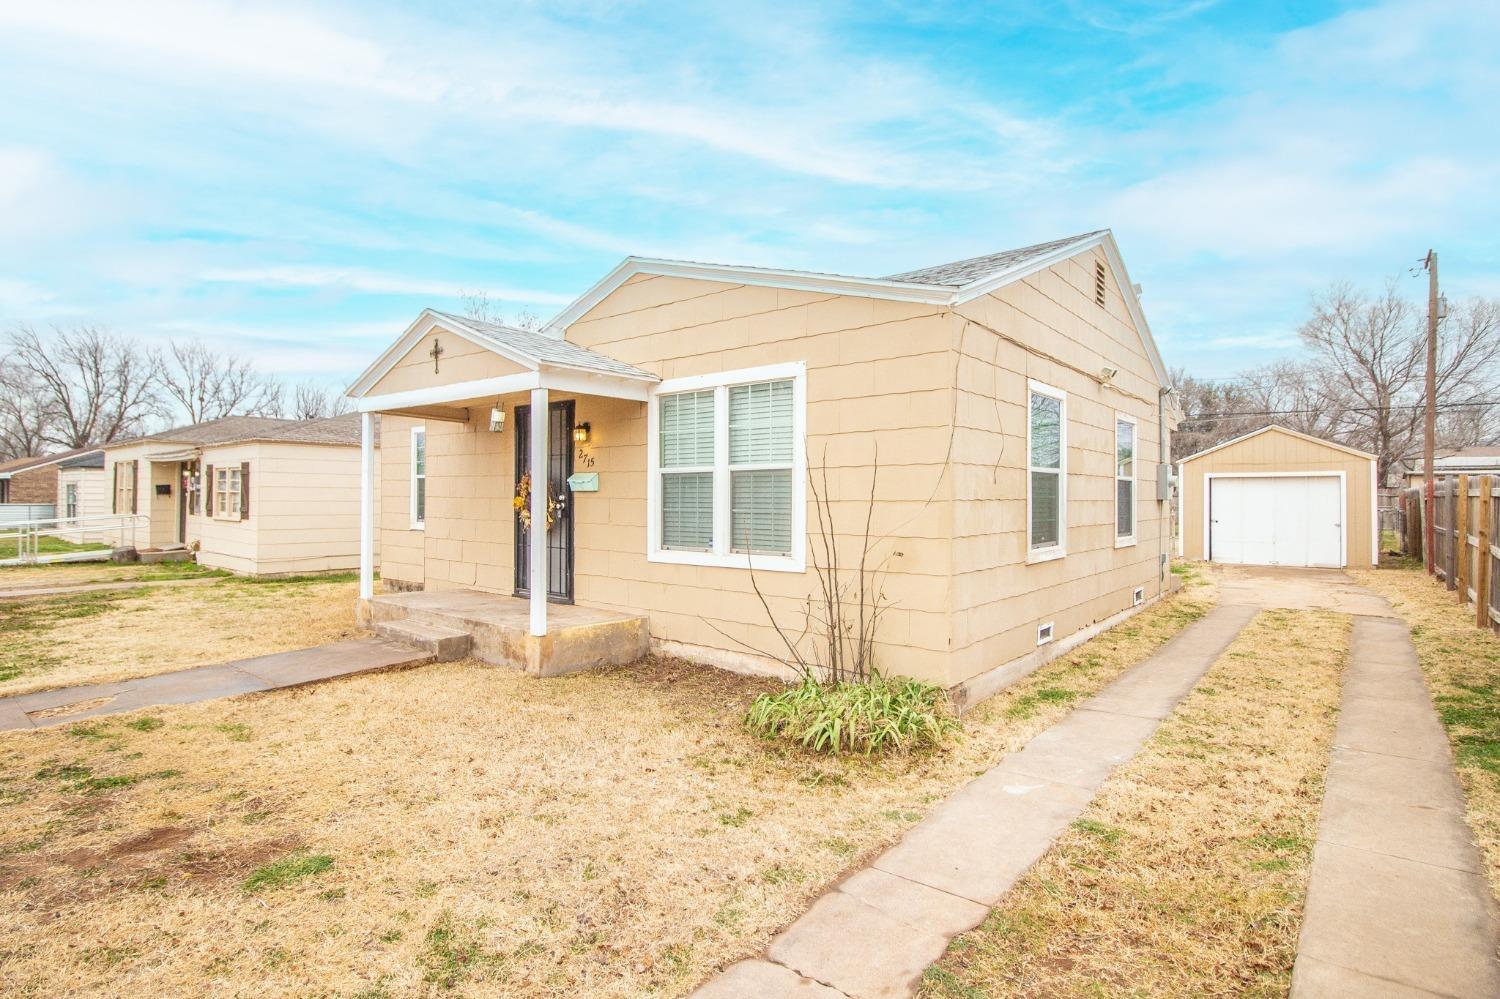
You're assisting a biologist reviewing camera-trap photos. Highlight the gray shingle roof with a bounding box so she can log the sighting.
[142,415,301,445]
[57,449,105,469]
[0,447,100,474]
[430,311,657,380]
[258,412,374,445]
[883,231,1107,287]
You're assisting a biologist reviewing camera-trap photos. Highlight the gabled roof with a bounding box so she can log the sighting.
[541,229,1168,387]
[253,412,373,446]
[347,308,658,398]
[0,447,104,476]
[58,450,105,470]
[883,231,1109,286]
[1178,424,1377,465]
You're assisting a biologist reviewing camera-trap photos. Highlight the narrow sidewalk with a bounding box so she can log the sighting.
[1291,615,1500,997]
[0,639,433,732]
[692,603,1257,999]
[0,576,226,601]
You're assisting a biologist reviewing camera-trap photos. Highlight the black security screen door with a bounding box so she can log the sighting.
[513,400,575,602]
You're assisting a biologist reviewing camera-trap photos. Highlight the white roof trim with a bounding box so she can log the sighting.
[1179,424,1377,465]
[346,310,541,398]
[541,230,1170,389]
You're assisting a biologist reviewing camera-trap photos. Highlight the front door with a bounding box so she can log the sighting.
[513,400,575,602]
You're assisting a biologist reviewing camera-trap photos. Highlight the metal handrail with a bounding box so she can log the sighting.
[0,513,143,566]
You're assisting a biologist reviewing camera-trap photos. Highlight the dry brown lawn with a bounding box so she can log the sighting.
[920,606,1350,999]
[0,577,363,698]
[1352,563,1500,898]
[0,575,1214,997]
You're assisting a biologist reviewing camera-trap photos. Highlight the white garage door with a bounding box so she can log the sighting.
[1208,476,1343,567]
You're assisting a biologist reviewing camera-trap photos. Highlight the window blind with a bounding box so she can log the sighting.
[731,469,792,555]
[660,390,715,467]
[1031,470,1060,548]
[662,471,713,550]
[728,380,793,465]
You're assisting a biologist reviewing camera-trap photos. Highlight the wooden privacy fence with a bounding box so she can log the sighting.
[1430,474,1499,634]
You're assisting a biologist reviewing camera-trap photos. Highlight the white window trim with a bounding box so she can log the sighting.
[410,425,426,530]
[213,466,242,521]
[647,361,807,573]
[1115,412,1138,548]
[1026,378,1067,564]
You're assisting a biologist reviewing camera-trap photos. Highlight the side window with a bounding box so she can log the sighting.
[1027,382,1066,560]
[411,427,427,529]
[1115,415,1136,545]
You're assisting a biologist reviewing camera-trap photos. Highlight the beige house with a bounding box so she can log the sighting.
[1177,425,1377,568]
[347,229,1176,699]
[102,414,378,576]
[55,450,108,539]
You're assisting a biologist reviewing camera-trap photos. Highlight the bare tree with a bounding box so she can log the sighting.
[1168,367,1259,460]
[287,380,352,421]
[162,339,283,424]
[5,325,164,449]
[461,290,544,331]
[0,366,55,460]
[1297,283,1500,483]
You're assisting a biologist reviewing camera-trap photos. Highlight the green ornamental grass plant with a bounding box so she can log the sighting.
[744,672,957,755]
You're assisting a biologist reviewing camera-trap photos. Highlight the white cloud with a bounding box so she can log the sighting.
[199,266,572,304]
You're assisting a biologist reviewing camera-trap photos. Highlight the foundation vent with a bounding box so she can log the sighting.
[1036,621,1055,646]
[1133,586,1145,606]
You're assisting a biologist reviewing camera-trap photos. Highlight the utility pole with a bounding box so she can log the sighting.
[1423,249,1438,575]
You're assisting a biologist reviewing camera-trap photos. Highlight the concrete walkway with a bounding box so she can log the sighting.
[0,638,433,731]
[691,603,1258,999]
[1291,615,1500,997]
[0,576,226,601]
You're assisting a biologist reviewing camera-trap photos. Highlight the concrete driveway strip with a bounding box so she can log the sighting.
[690,602,1257,999]
[1292,615,1500,998]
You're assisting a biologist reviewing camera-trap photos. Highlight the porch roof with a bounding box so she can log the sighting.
[347,308,659,417]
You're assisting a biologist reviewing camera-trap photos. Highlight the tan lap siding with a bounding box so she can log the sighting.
[378,415,426,587]
[947,247,1168,687]
[246,443,376,575]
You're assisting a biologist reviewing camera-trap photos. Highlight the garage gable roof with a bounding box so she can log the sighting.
[1179,424,1376,465]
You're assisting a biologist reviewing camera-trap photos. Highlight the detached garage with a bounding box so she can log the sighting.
[1178,425,1377,568]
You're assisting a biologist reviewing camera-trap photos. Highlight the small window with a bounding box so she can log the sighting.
[1027,381,1067,561]
[214,466,242,519]
[1115,414,1137,547]
[1133,586,1145,606]
[411,426,427,529]
[1094,260,1107,307]
[65,483,78,520]
[1037,622,1055,646]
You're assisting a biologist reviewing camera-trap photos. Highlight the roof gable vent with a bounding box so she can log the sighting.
[1094,260,1107,307]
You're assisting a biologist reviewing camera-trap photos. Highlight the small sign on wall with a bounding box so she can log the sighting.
[566,472,599,492]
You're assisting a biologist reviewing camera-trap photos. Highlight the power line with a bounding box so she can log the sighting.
[1182,399,1499,422]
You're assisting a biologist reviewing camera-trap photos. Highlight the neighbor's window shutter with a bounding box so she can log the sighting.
[659,390,716,550]
[239,461,250,521]
[130,461,139,514]
[112,463,119,514]
[205,464,214,514]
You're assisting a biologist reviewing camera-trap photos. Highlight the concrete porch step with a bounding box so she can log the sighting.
[374,620,473,661]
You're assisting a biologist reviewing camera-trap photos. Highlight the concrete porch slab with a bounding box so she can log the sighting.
[366,589,648,676]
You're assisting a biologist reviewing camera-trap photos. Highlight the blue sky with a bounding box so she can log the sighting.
[1,0,1495,388]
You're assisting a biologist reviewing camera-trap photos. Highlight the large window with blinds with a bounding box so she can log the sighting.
[649,362,806,572]
[1027,379,1067,562]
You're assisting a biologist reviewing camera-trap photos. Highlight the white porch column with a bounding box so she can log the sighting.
[359,410,375,601]
[528,387,549,637]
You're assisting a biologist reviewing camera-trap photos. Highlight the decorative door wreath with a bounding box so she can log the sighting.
[513,472,559,531]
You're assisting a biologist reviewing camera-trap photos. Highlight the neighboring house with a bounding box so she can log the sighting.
[1178,425,1377,569]
[1400,447,1500,488]
[102,414,379,576]
[56,450,108,540]
[0,448,100,506]
[346,229,1176,699]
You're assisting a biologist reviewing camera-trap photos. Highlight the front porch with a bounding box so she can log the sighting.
[368,589,650,677]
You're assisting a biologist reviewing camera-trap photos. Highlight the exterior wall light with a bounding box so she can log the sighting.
[573,422,591,444]
[488,403,506,432]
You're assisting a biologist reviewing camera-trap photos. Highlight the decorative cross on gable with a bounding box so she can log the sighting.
[429,337,444,373]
